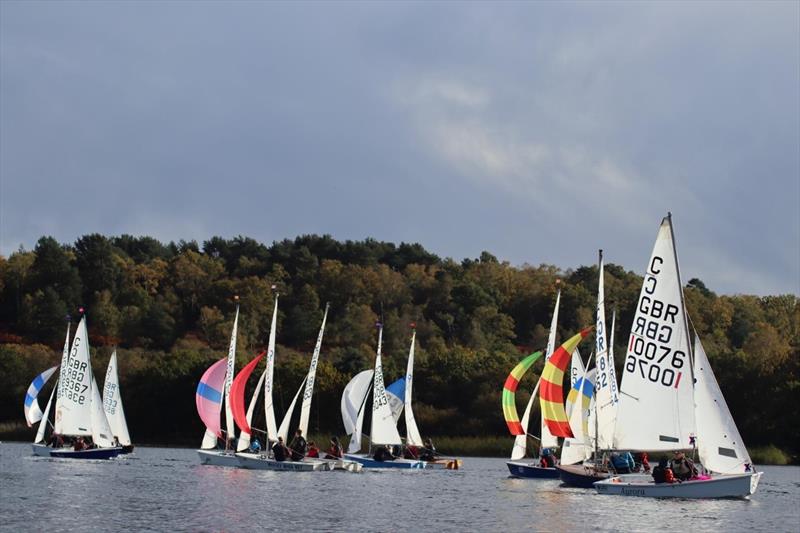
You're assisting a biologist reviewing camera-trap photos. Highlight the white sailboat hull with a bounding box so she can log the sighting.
[32,443,52,457]
[197,449,241,467]
[594,472,762,499]
[317,457,364,472]
[344,453,426,469]
[236,452,328,471]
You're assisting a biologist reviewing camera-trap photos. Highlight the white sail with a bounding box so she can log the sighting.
[540,290,560,449]
[298,304,329,437]
[594,252,619,450]
[370,327,402,446]
[34,383,57,444]
[614,216,696,450]
[510,379,541,461]
[278,376,307,443]
[694,336,752,473]
[341,370,374,435]
[56,316,93,436]
[404,330,424,447]
[348,390,370,454]
[223,304,239,441]
[563,367,596,465]
[264,295,279,442]
[90,377,116,448]
[54,322,71,434]
[237,369,267,452]
[103,350,131,446]
[566,348,585,419]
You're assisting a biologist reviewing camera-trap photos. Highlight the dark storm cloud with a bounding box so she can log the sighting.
[1,1,797,294]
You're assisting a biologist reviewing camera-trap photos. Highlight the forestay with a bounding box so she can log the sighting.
[103,350,131,446]
[614,216,696,450]
[694,336,752,473]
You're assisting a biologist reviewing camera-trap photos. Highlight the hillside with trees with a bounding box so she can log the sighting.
[1,234,797,457]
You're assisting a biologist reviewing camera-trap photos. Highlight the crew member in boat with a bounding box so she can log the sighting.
[637,452,651,473]
[652,458,678,484]
[249,438,262,453]
[420,438,437,461]
[671,451,698,481]
[306,441,320,458]
[289,429,308,461]
[73,436,88,451]
[539,448,556,468]
[373,445,396,461]
[404,444,420,460]
[325,437,343,459]
[611,451,635,473]
[272,437,290,461]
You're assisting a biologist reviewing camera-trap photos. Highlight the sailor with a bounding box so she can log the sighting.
[272,437,289,461]
[420,438,437,461]
[249,438,262,453]
[289,429,308,461]
[325,437,343,459]
[307,441,320,458]
[671,451,698,481]
[652,458,678,484]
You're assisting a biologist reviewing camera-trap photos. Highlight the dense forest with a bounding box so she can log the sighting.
[0,234,797,458]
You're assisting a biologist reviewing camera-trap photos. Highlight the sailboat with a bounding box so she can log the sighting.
[594,214,762,498]
[235,303,351,472]
[398,326,461,470]
[343,323,425,469]
[557,251,620,487]
[30,315,122,459]
[102,349,133,453]
[504,289,563,478]
[196,300,242,467]
[559,351,596,466]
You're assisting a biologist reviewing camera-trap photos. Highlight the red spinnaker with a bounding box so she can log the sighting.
[230,351,265,434]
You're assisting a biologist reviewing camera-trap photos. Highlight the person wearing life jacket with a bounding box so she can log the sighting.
[611,451,634,473]
[671,451,698,481]
[652,458,678,484]
[249,438,262,454]
[272,437,290,461]
[307,441,320,458]
[420,438,437,461]
[289,429,308,461]
[373,445,396,462]
[637,452,651,473]
[540,448,556,468]
[325,436,343,459]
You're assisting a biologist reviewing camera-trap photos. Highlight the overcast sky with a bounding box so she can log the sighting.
[1,1,798,295]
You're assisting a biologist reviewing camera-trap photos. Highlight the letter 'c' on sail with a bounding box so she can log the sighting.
[231,351,265,435]
[502,351,542,435]
[196,358,228,438]
[540,328,593,438]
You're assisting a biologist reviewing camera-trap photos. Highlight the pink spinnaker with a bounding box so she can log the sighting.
[196,358,228,438]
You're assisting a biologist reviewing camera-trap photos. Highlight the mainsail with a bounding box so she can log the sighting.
[298,304,330,437]
[57,316,93,436]
[103,350,131,446]
[54,321,71,434]
[223,304,239,443]
[370,326,402,446]
[540,328,592,438]
[403,329,424,447]
[278,377,307,443]
[594,251,619,450]
[24,366,58,427]
[613,215,696,450]
[694,336,752,473]
[90,377,116,448]
[264,294,279,442]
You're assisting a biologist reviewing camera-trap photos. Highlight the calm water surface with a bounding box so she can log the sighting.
[0,443,798,532]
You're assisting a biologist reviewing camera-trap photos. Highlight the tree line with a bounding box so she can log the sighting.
[0,234,796,454]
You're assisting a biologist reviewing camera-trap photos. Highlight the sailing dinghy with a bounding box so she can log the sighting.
[594,214,762,498]
[32,316,122,459]
[102,349,133,453]
[343,324,425,469]
[196,301,242,467]
[505,290,563,478]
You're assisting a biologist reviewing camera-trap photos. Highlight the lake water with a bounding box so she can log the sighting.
[0,442,798,532]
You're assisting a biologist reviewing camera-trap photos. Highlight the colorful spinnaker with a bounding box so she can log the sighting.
[196,358,228,439]
[540,328,592,438]
[24,366,59,426]
[502,352,543,435]
[231,351,265,437]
